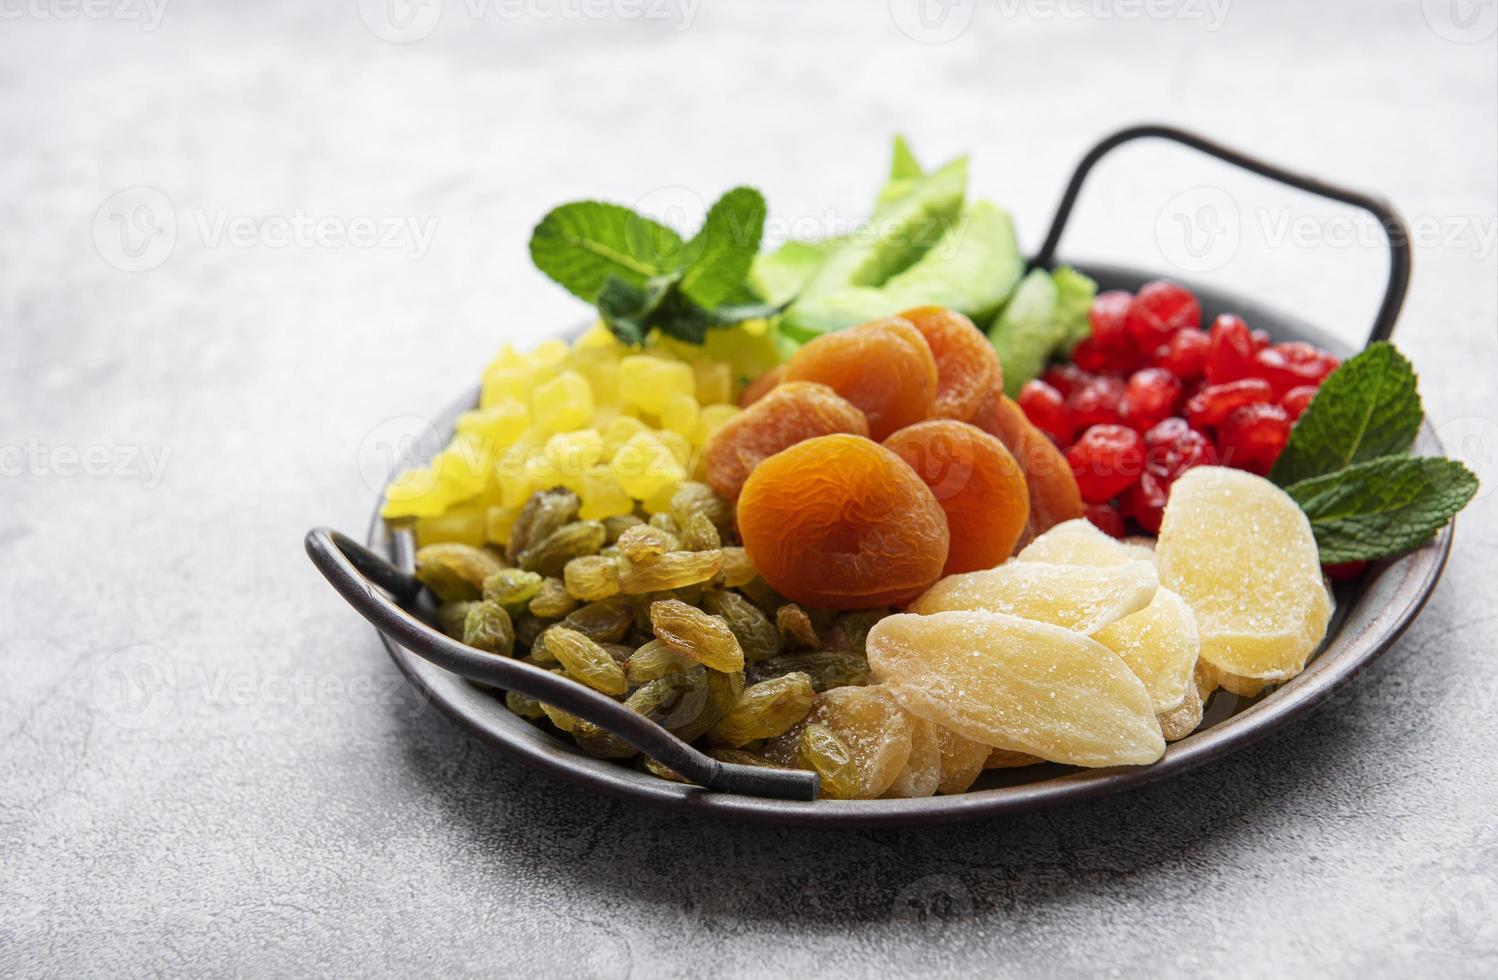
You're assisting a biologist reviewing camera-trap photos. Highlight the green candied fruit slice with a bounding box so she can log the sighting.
[563,555,621,602]
[415,543,505,603]
[650,599,745,672]
[560,596,634,644]
[701,590,781,663]
[707,672,815,748]
[436,600,479,640]
[679,511,722,552]
[749,650,871,693]
[518,520,607,576]
[462,600,515,656]
[504,689,546,719]
[797,723,860,800]
[483,568,544,616]
[618,551,724,594]
[528,578,579,619]
[615,524,680,562]
[668,480,734,533]
[506,487,580,561]
[545,626,629,696]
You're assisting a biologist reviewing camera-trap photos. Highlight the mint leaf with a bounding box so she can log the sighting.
[1269,342,1422,486]
[1285,456,1477,563]
[596,274,678,346]
[530,202,683,302]
[678,187,766,309]
[889,134,924,181]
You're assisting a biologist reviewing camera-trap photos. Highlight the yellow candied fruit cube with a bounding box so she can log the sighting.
[485,504,521,545]
[529,338,570,371]
[455,402,531,448]
[570,348,621,405]
[484,342,527,374]
[573,321,622,351]
[577,466,637,521]
[432,435,493,501]
[641,480,681,516]
[693,361,734,406]
[602,414,650,454]
[524,451,562,491]
[532,370,594,432]
[496,443,538,508]
[381,466,449,520]
[610,431,686,500]
[480,366,533,408]
[544,430,605,479]
[619,355,695,415]
[414,502,488,548]
[658,392,700,439]
[655,429,694,468]
[694,403,740,445]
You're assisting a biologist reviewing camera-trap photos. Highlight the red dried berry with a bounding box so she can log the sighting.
[1017,379,1073,445]
[1217,402,1291,475]
[1281,385,1318,420]
[1205,314,1257,384]
[1254,341,1340,396]
[1126,281,1201,353]
[1084,502,1127,539]
[1071,337,1107,372]
[1121,368,1184,432]
[1251,329,1271,351]
[1144,417,1218,481]
[1122,471,1170,534]
[1067,376,1127,431]
[1042,363,1093,398]
[1065,424,1145,504]
[1089,291,1134,355]
[1323,561,1368,583]
[1152,328,1210,381]
[1185,378,1275,429]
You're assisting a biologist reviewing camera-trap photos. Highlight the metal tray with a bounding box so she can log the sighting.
[307,125,1453,826]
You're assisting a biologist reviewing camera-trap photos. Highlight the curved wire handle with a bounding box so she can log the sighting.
[304,527,819,801]
[1031,123,1412,346]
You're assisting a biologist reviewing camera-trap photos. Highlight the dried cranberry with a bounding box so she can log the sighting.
[1281,385,1318,420]
[1123,471,1170,534]
[1323,561,1368,582]
[1072,336,1108,372]
[1144,417,1218,481]
[1042,363,1093,398]
[1085,502,1127,539]
[1067,375,1127,430]
[1185,378,1275,429]
[1089,291,1134,354]
[1152,328,1210,380]
[1017,380,1073,445]
[1217,402,1291,475]
[1126,281,1201,353]
[1254,341,1340,396]
[1066,424,1145,504]
[1121,368,1184,432]
[1250,329,1271,351]
[1205,314,1257,384]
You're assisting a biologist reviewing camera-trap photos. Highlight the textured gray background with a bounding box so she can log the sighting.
[3,1,1496,977]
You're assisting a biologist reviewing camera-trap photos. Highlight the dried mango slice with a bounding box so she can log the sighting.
[984,748,1043,769]
[934,725,991,795]
[1017,517,1138,567]
[1156,467,1331,681]
[882,712,941,799]
[909,560,1157,635]
[765,685,913,799]
[867,610,1166,768]
[1092,587,1200,713]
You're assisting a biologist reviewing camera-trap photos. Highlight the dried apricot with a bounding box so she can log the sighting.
[739,363,784,407]
[738,434,950,609]
[970,387,1084,546]
[782,317,938,440]
[899,306,1002,422]
[884,420,1030,575]
[704,381,869,499]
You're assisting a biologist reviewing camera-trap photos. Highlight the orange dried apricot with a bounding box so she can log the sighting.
[739,364,784,407]
[738,434,949,609]
[970,386,1083,547]
[704,381,869,499]
[884,420,1029,575]
[899,306,1002,422]
[781,318,938,440]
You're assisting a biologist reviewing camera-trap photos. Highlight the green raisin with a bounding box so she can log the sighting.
[627,667,706,724]
[776,604,821,650]
[518,520,606,576]
[668,480,734,533]
[624,639,698,684]
[539,670,579,732]
[671,669,744,743]
[602,513,645,544]
[707,672,815,747]
[561,595,634,644]
[482,568,544,616]
[504,689,546,719]
[642,756,692,784]
[615,524,679,562]
[648,512,680,535]
[708,748,782,769]
[712,547,758,589]
[737,576,784,615]
[701,590,782,663]
[545,626,628,696]
[514,612,554,650]
[618,551,723,594]
[462,600,515,656]
[749,650,871,693]
[507,487,580,562]
[797,723,860,800]
[529,578,579,619]
[650,598,744,672]
[574,721,637,760]
[415,543,505,602]
[832,608,889,654]
[563,555,621,602]
[599,642,634,665]
[435,601,479,640]
[679,511,721,551]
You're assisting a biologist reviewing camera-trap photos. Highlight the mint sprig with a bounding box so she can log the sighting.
[1269,342,1477,563]
[530,187,777,345]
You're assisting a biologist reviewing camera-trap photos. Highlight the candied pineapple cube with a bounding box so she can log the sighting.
[573,321,621,351]
[485,504,520,544]
[532,370,594,432]
[694,403,740,446]
[575,466,636,521]
[479,366,532,409]
[455,402,530,448]
[529,338,569,371]
[693,360,734,406]
[414,502,487,548]
[602,414,650,454]
[658,393,700,439]
[570,347,621,404]
[544,430,605,477]
[381,466,448,519]
[655,429,693,468]
[619,355,695,414]
[881,713,941,799]
[610,431,686,500]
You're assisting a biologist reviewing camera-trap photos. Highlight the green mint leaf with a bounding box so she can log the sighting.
[678,187,766,309]
[889,134,924,181]
[596,274,678,346]
[1285,456,1478,564]
[530,201,684,302]
[1269,342,1422,486]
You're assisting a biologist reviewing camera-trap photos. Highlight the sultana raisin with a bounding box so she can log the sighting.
[794,723,860,800]
[781,318,938,441]
[704,381,870,499]
[669,668,744,743]
[528,577,579,619]
[615,523,680,561]
[483,568,544,616]
[507,487,580,561]
[701,589,782,663]
[668,480,734,533]
[504,689,546,719]
[775,604,821,650]
[624,639,698,684]
[415,543,505,602]
[749,649,871,692]
[679,511,721,551]
[560,595,634,644]
[707,672,815,747]
[563,555,621,602]
[617,550,724,594]
[518,520,606,576]
[649,598,745,672]
[462,600,515,656]
[602,513,645,544]
[712,547,757,589]
[545,626,629,695]
[899,306,1001,422]
[436,600,478,639]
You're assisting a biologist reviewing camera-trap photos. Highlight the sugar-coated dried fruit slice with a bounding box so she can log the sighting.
[899,306,1002,422]
[868,610,1166,767]
[984,748,1043,769]
[1092,587,1200,713]
[881,712,941,799]
[884,419,1030,575]
[1156,467,1331,681]
[970,388,1084,546]
[1156,661,1208,742]
[934,725,992,794]
[782,317,938,441]
[704,381,870,499]
[909,560,1158,636]
[1017,518,1139,567]
[738,434,950,609]
[765,685,914,799]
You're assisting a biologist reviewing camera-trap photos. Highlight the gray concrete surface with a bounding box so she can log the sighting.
[2,1,1496,976]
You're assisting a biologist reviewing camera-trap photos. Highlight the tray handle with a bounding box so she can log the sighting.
[304,527,819,802]
[1031,123,1412,347]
